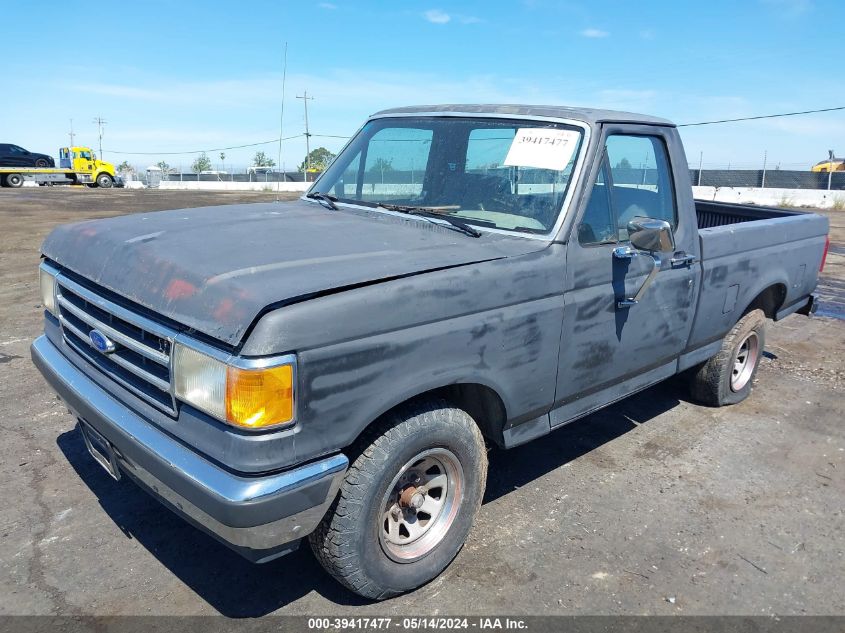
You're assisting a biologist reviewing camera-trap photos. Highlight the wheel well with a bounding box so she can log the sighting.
[355,383,508,449]
[743,283,786,319]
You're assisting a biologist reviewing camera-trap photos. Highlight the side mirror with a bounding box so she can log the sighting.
[628,217,675,252]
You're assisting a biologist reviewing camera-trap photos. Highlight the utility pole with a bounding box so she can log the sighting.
[296,91,314,177]
[697,151,703,186]
[761,150,767,188]
[69,119,76,147]
[93,116,107,159]
[828,150,834,191]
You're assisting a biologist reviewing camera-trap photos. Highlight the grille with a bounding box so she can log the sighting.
[55,275,178,414]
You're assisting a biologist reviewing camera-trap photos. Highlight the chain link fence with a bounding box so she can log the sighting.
[122,165,845,191]
[689,169,845,190]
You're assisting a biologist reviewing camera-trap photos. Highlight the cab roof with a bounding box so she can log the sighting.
[371,104,675,127]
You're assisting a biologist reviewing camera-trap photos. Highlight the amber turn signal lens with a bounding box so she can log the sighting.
[225,364,294,429]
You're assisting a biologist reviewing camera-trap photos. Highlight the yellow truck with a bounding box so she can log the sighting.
[811,150,844,173]
[0,146,116,188]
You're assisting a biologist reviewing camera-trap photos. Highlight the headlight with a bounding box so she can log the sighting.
[173,343,295,430]
[39,263,58,316]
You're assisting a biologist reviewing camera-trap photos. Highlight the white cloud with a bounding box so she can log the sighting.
[580,28,608,38]
[760,0,812,17]
[318,2,337,8]
[423,9,451,24]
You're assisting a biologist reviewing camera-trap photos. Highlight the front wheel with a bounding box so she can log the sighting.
[34,158,50,168]
[310,400,488,600]
[689,309,766,406]
[95,173,114,188]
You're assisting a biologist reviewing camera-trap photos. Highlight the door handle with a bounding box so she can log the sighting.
[670,252,697,267]
[613,245,662,309]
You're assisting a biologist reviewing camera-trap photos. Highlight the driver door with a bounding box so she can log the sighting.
[552,126,700,426]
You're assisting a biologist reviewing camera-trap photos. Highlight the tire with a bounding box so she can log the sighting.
[34,158,50,168]
[96,173,114,188]
[689,309,766,406]
[5,173,24,188]
[310,399,488,600]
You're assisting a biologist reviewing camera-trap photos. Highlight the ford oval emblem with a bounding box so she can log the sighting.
[89,329,116,354]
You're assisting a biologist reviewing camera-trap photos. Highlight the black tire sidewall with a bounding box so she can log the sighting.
[351,412,485,594]
[97,174,113,188]
[718,314,766,405]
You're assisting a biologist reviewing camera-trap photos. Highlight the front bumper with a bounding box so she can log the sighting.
[31,335,348,563]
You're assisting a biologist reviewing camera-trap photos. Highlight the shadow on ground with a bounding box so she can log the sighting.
[56,375,690,616]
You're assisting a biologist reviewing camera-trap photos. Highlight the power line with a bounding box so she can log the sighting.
[678,105,845,127]
[104,104,845,156]
[104,134,305,155]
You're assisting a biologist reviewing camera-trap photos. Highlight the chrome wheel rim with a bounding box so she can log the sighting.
[731,331,759,392]
[378,448,464,562]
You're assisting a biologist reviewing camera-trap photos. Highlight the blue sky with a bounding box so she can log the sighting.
[3,0,843,171]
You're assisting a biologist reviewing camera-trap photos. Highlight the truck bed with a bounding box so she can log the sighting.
[686,199,829,354]
[694,199,811,229]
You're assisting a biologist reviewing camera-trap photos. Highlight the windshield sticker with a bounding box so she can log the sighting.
[503,128,580,171]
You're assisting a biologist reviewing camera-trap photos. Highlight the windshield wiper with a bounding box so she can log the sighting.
[306,191,339,210]
[376,203,481,238]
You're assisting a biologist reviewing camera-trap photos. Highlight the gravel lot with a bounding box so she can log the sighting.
[0,188,842,616]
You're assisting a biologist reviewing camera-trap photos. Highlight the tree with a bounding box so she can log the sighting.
[219,152,226,171]
[298,147,336,172]
[253,151,276,168]
[367,157,395,174]
[615,158,632,170]
[192,152,212,173]
[156,160,172,173]
[116,161,134,175]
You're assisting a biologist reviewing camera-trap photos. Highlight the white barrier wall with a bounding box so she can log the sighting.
[157,180,310,192]
[692,186,845,209]
[140,180,845,208]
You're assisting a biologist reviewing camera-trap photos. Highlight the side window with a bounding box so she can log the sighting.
[606,135,676,240]
[333,149,361,198]
[579,134,677,245]
[578,161,615,244]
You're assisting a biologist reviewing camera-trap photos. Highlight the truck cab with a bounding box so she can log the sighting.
[59,146,116,187]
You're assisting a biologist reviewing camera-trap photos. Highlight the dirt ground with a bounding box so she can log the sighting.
[0,188,842,616]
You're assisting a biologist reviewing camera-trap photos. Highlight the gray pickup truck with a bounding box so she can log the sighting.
[32,105,830,599]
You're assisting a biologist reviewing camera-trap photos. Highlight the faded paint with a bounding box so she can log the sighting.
[36,107,830,476]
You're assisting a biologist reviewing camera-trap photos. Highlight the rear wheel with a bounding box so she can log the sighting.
[34,158,50,168]
[689,309,766,406]
[5,173,24,188]
[310,399,487,600]
[96,173,114,188]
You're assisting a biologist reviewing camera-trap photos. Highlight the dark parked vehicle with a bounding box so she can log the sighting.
[32,105,830,599]
[0,143,54,168]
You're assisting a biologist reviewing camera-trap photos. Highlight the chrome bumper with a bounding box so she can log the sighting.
[31,335,348,563]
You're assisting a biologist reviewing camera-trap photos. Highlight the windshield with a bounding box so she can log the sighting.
[312,116,585,235]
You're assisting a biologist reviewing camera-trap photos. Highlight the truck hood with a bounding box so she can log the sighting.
[42,200,547,346]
